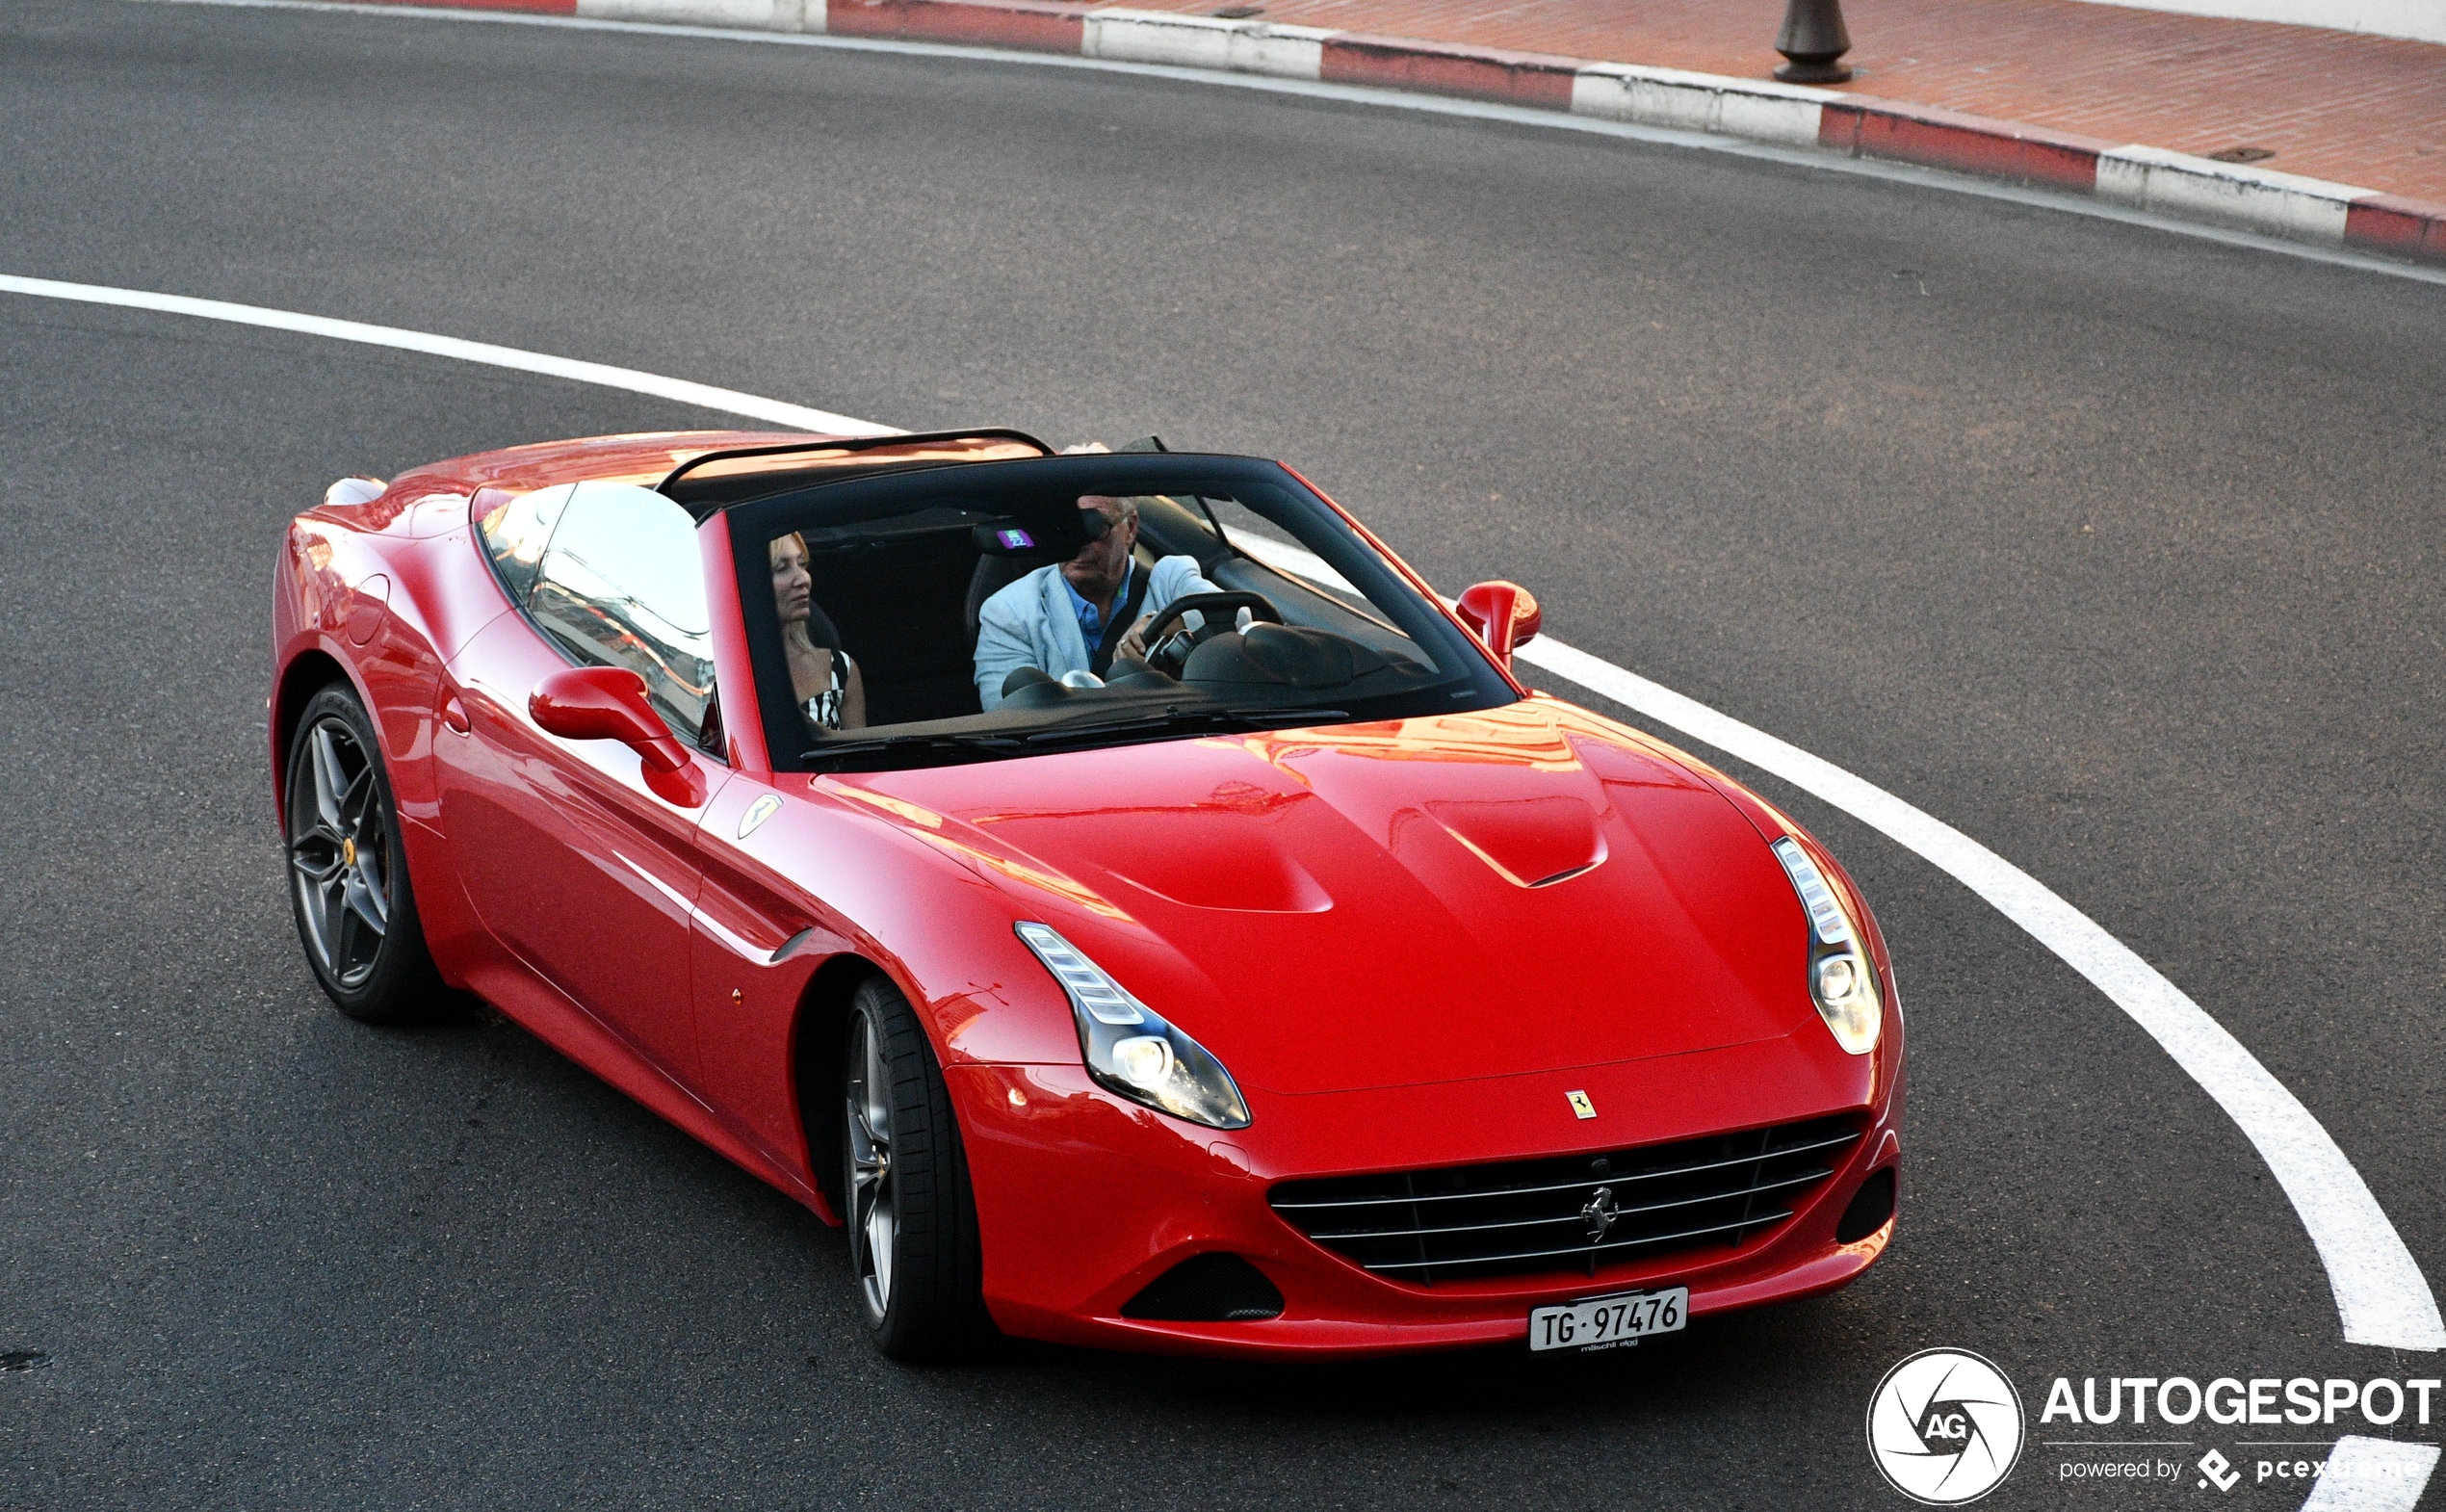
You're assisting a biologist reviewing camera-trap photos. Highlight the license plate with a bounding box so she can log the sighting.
[1527,1287,1687,1353]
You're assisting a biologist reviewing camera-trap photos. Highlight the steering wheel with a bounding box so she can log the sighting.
[1138,591,1283,680]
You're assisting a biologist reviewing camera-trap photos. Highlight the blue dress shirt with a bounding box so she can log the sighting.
[1061,561,1134,645]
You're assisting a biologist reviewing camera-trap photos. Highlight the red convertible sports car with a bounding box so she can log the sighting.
[271,428,1902,1361]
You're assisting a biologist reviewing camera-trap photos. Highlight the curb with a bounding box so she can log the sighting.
[402,0,2446,266]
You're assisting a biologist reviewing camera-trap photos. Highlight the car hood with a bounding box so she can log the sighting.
[834,698,1817,1094]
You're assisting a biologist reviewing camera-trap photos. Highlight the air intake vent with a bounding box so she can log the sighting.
[1121,1253,1286,1322]
[1835,1166,1896,1243]
[1268,1115,1861,1285]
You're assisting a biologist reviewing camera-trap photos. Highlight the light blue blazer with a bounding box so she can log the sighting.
[974,556,1219,709]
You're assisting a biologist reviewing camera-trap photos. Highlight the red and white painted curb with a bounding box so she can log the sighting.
[399,0,2446,265]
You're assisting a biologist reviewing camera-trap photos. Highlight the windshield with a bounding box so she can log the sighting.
[724,454,1516,771]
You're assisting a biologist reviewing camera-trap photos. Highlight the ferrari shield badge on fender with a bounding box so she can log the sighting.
[1567,1089,1597,1119]
[738,794,782,839]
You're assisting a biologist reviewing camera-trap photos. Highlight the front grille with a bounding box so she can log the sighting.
[1268,1115,1861,1285]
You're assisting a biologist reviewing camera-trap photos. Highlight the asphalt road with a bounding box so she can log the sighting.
[2,4,2441,1508]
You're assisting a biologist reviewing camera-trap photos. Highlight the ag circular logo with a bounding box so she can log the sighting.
[1865,1348,2025,1504]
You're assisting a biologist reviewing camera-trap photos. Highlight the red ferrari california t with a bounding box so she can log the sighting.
[271,429,1902,1361]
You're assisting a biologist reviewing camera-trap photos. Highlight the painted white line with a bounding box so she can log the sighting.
[2303,1439,2441,1512]
[6,265,2438,1376]
[0,274,894,437]
[135,0,2446,289]
[1084,7,1332,79]
[2097,145,2361,245]
[1572,63,1833,151]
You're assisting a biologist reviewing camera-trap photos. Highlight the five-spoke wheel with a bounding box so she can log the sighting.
[290,711,391,988]
[282,684,444,1023]
[841,977,994,1361]
[846,1005,898,1322]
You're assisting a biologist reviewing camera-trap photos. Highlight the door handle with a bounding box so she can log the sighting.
[439,691,470,735]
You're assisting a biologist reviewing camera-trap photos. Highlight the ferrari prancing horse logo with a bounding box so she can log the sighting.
[738,795,782,839]
[1566,1089,1597,1119]
[1581,1186,1618,1241]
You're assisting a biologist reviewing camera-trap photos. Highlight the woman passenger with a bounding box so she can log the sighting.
[771,533,868,733]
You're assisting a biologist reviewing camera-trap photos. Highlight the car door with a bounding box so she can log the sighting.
[435,481,727,1083]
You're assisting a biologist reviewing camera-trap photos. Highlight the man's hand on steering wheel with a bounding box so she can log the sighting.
[1112,613,1157,665]
[1139,591,1284,680]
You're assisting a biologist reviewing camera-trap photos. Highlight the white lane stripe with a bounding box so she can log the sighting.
[136,0,2446,290]
[2303,1440,2441,1512]
[0,274,896,437]
[5,276,2436,1368]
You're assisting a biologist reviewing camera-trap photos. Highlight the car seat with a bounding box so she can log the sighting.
[965,552,1048,645]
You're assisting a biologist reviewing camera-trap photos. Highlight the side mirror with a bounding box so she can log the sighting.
[1455,581,1543,668]
[530,666,708,807]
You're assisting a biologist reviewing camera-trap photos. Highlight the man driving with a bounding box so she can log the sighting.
[973,493,1220,709]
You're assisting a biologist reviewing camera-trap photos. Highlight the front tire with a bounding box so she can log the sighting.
[844,976,993,1362]
[283,683,447,1025]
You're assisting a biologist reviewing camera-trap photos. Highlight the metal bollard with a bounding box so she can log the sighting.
[1773,0,1854,83]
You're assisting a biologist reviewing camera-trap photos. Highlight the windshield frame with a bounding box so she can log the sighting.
[722,453,1518,772]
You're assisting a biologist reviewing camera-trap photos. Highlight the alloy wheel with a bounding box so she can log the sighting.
[846,1011,898,1321]
[287,716,391,989]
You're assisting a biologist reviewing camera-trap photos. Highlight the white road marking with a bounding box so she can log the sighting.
[2303,1441,2441,1512]
[3,270,2434,1499]
[137,0,2446,290]
[0,274,894,437]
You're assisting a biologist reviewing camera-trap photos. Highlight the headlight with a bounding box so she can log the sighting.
[1769,837,1882,1055]
[1014,923,1252,1129]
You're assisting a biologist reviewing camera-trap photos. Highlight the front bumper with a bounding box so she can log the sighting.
[954,1029,1902,1358]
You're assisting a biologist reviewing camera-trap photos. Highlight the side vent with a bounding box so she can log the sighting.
[1121,1254,1285,1322]
[1835,1167,1896,1243]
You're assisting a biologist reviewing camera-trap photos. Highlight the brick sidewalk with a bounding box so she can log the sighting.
[1122,0,2446,201]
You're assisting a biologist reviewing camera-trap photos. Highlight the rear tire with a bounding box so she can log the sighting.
[282,683,448,1025]
[844,976,994,1362]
